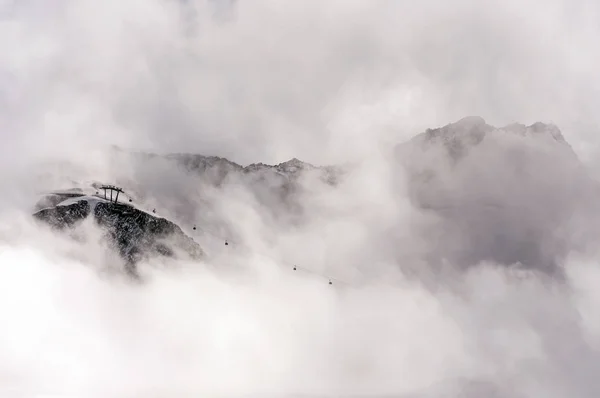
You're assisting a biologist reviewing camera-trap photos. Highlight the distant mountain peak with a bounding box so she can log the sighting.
[280,157,303,166]
[275,158,315,173]
[406,116,573,161]
[501,121,567,144]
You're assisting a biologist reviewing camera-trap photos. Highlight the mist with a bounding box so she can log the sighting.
[2,0,600,396]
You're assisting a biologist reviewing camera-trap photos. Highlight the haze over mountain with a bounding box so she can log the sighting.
[395,116,597,277]
[4,0,600,397]
[36,116,600,282]
[11,124,600,397]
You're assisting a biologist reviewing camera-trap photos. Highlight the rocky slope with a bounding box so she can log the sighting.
[395,116,593,275]
[32,186,204,274]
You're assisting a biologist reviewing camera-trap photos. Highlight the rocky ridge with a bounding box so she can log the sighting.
[34,117,582,276]
[32,185,204,274]
[403,116,573,161]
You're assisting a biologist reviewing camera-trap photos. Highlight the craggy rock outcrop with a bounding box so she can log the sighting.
[33,192,204,273]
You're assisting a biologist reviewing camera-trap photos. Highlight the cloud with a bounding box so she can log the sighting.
[3,0,600,165]
[2,0,600,396]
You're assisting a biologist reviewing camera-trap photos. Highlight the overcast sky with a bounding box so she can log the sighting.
[2,0,600,166]
[3,1,600,397]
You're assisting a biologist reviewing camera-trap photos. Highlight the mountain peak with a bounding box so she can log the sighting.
[501,121,567,144]
[283,157,302,165]
[274,158,318,176]
[277,157,313,170]
[33,187,204,274]
[407,116,573,160]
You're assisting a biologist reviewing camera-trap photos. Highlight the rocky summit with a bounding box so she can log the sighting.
[401,116,573,162]
[32,185,204,274]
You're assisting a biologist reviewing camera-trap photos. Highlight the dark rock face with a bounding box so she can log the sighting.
[33,191,85,213]
[33,200,90,229]
[33,195,204,272]
[93,202,204,266]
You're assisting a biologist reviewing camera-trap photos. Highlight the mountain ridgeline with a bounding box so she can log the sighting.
[401,116,573,161]
[35,117,593,277]
[115,149,343,188]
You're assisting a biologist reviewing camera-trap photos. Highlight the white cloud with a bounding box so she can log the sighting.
[2,0,600,396]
